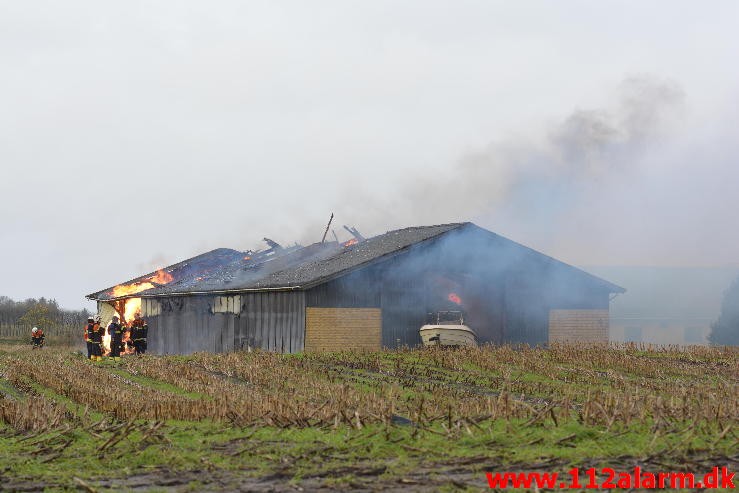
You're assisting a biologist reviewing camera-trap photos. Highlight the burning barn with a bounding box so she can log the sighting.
[86,223,624,354]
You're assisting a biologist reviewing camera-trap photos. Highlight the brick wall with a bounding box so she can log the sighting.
[305,307,381,351]
[548,309,609,343]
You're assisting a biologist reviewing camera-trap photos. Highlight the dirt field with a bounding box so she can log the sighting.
[0,343,736,491]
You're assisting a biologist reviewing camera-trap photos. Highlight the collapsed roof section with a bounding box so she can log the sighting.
[86,247,246,301]
[87,222,624,301]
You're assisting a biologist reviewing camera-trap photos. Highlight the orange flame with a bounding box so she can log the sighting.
[343,238,359,247]
[102,322,137,356]
[121,298,142,325]
[109,269,173,299]
[121,328,136,355]
[448,293,462,305]
[150,269,173,284]
[108,268,174,327]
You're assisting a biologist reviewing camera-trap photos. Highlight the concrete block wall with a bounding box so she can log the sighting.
[305,307,382,351]
[548,309,609,343]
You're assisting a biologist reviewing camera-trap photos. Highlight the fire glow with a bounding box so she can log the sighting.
[108,268,173,320]
[102,269,174,354]
[448,292,462,305]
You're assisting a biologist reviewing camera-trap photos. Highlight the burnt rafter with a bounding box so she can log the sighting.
[262,237,283,251]
[343,225,365,241]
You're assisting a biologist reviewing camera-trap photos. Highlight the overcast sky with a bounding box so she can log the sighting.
[1,1,738,309]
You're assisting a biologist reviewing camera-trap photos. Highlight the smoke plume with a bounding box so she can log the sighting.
[324,75,739,267]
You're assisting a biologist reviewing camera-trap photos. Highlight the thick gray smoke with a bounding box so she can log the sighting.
[325,76,739,267]
[336,77,682,230]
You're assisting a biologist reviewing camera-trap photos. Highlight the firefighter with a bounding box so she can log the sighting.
[136,323,148,354]
[84,316,94,359]
[90,317,103,361]
[108,315,123,361]
[131,313,145,354]
[31,327,45,349]
[94,315,102,337]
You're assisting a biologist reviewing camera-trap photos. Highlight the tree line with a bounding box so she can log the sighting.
[0,296,91,330]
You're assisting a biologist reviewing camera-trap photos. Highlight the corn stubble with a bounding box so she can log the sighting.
[0,344,735,436]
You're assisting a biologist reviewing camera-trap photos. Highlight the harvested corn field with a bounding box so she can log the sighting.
[0,344,736,491]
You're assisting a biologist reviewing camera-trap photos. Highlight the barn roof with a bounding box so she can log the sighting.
[86,247,246,301]
[87,222,624,300]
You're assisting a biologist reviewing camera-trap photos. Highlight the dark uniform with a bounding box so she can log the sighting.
[134,323,148,354]
[108,320,123,360]
[131,317,145,354]
[90,323,102,361]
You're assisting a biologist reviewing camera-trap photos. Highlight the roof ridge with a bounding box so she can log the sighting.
[381,222,468,235]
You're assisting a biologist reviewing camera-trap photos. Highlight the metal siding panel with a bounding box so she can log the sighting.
[272,293,278,351]
[164,311,173,354]
[285,295,291,353]
[259,294,267,350]
[263,293,270,351]
[213,313,221,353]
[144,291,305,354]
[210,313,217,353]
[251,294,260,349]
[179,310,187,354]
[275,293,282,351]
[289,293,297,352]
[149,315,159,354]
[164,312,174,355]
[262,294,268,349]
[274,293,280,351]
[268,293,276,351]
[246,294,256,350]
[296,291,305,352]
[282,294,288,352]
[275,293,283,352]
[225,314,234,352]
[248,294,260,349]
[165,313,172,355]
[256,294,263,349]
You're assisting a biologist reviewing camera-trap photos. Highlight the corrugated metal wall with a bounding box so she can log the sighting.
[378,274,426,348]
[235,291,305,353]
[304,270,381,307]
[143,297,234,355]
[141,292,305,355]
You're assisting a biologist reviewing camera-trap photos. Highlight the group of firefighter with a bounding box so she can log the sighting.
[83,313,148,361]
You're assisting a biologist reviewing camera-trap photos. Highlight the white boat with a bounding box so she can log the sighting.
[419,311,478,347]
[420,324,477,347]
